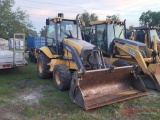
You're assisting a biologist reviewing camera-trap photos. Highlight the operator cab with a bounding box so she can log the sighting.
[89,20,125,56]
[131,26,160,48]
[46,14,82,54]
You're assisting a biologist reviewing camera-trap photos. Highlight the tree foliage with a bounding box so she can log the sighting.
[139,10,160,26]
[0,0,34,39]
[106,14,120,21]
[80,11,98,34]
[40,26,46,37]
[81,11,98,27]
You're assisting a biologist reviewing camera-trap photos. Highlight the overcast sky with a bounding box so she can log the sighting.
[14,0,160,33]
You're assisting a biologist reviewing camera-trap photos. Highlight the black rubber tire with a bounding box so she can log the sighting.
[32,56,37,63]
[104,60,112,68]
[53,64,71,91]
[37,53,52,79]
[113,59,130,67]
[29,52,33,62]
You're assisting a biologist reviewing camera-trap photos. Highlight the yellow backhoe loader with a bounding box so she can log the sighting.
[37,14,147,110]
[128,26,160,55]
[88,20,160,91]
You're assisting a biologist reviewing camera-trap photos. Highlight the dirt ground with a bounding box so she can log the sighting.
[0,61,160,120]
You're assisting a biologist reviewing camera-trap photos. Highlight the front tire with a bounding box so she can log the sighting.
[53,64,71,91]
[113,59,130,67]
[37,53,52,79]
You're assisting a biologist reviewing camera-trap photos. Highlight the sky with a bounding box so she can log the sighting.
[13,0,160,33]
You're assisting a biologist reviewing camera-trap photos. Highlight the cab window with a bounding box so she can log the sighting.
[96,24,107,53]
[46,21,56,46]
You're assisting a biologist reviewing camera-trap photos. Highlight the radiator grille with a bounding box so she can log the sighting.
[83,50,92,70]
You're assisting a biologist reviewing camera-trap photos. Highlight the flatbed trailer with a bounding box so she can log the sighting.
[0,33,27,69]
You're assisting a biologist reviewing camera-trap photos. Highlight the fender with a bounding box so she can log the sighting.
[34,48,38,59]
[39,46,59,58]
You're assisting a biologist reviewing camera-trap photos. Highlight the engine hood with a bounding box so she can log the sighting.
[114,38,147,47]
[71,38,95,50]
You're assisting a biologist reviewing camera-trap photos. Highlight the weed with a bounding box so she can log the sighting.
[0,99,5,104]
[23,107,38,117]
[0,85,12,95]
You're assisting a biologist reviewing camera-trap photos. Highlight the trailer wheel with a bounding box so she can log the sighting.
[29,52,33,62]
[37,53,52,79]
[113,59,130,67]
[53,64,71,91]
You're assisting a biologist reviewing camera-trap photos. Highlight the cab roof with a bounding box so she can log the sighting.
[89,20,124,26]
[48,17,76,21]
[131,26,160,30]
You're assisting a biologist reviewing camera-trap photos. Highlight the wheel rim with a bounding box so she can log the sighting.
[55,72,61,85]
[38,59,43,73]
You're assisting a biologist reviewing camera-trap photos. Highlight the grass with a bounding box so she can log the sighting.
[23,107,39,117]
[0,56,160,120]
[0,99,5,104]
[0,85,12,95]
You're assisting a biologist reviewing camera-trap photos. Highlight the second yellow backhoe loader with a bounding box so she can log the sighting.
[88,20,160,91]
[128,26,160,55]
[36,14,147,110]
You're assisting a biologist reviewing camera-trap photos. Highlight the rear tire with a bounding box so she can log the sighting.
[113,59,130,67]
[37,53,52,79]
[53,64,71,91]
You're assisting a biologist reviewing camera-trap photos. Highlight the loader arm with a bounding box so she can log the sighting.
[114,41,160,90]
[114,42,149,73]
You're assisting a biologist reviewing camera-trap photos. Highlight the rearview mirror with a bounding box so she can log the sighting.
[46,19,49,25]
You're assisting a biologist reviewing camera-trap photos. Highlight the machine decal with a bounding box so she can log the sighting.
[128,48,136,55]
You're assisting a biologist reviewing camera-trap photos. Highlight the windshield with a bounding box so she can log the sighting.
[58,20,82,41]
[114,24,125,38]
[107,24,124,54]
[108,24,124,44]
[150,29,160,41]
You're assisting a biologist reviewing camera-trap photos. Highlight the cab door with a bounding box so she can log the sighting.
[46,20,57,54]
[96,24,107,54]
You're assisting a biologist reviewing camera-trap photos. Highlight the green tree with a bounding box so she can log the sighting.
[106,14,120,21]
[81,11,98,27]
[40,26,46,37]
[139,10,160,26]
[81,11,98,33]
[0,0,34,39]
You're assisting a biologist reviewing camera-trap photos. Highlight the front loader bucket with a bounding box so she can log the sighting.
[144,63,160,90]
[69,66,147,110]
